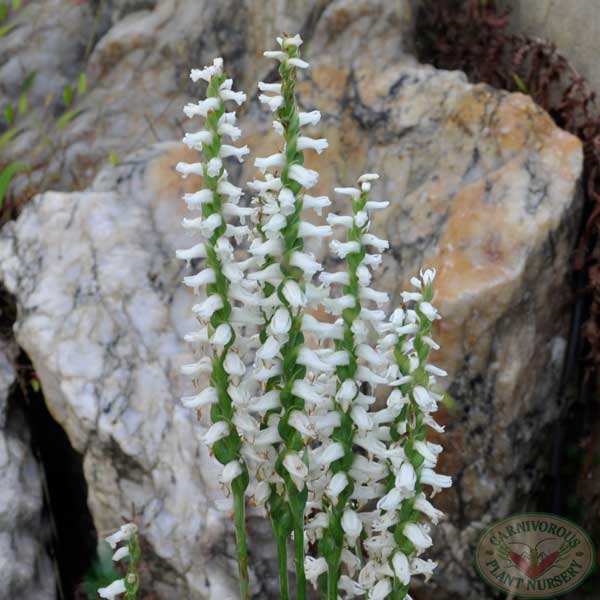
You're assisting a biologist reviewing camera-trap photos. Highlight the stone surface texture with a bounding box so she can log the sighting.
[0,345,55,599]
[509,0,600,99]
[0,0,585,598]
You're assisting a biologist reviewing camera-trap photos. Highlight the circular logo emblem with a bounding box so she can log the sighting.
[475,513,596,598]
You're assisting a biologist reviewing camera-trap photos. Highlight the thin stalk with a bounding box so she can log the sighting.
[275,528,289,600]
[326,562,338,600]
[293,521,306,600]
[233,487,249,600]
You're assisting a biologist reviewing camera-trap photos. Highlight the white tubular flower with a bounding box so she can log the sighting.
[282,279,306,307]
[392,551,411,585]
[289,410,314,436]
[204,421,230,445]
[315,442,345,466]
[258,81,282,93]
[414,493,445,524]
[339,575,364,597]
[303,194,331,215]
[221,460,243,484]
[297,136,328,153]
[370,578,392,600]
[289,164,319,188]
[411,557,437,581]
[270,307,292,335]
[256,336,281,360]
[290,251,322,275]
[183,268,216,292]
[112,547,129,562]
[297,347,334,373]
[326,472,349,502]
[105,523,138,549]
[181,386,218,409]
[176,161,203,177]
[320,271,350,285]
[403,523,433,552]
[252,480,272,506]
[220,88,246,105]
[288,57,309,68]
[304,556,328,587]
[377,487,403,512]
[190,58,223,82]
[206,150,224,174]
[255,152,285,172]
[297,222,332,238]
[183,97,220,118]
[298,110,320,127]
[420,468,452,491]
[361,233,389,251]
[176,243,207,263]
[301,314,344,340]
[283,452,308,489]
[192,294,224,319]
[98,579,126,599]
[183,189,213,209]
[342,509,363,541]
[330,239,361,258]
[334,186,361,200]
[183,130,213,149]
[259,93,284,111]
[220,144,249,162]
[395,462,417,496]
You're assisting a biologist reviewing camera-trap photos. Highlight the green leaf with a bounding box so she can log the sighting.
[0,161,28,210]
[108,150,120,166]
[0,127,17,148]
[77,72,87,96]
[0,3,7,21]
[513,73,528,93]
[3,103,13,124]
[17,92,26,115]
[0,22,15,37]
[55,108,81,129]
[20,71,36,94]
[62,83,73,106]
[11,0,21,9]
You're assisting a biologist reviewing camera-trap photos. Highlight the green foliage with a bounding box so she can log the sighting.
[82,542,120,600]
[3,103,13,125]
[0,161,27,210]
[55,108,81,130]
[0,127,17,148]
[108,150,120,166]
[77,72,87,96]
[62,83,73,107]
[0,21,15,38]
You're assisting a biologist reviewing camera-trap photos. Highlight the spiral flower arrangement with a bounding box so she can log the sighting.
[171,35,452,600]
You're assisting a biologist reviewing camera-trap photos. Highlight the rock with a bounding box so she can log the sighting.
[0,0,584,598]
[509,0,600,99]
[0,345,56,599]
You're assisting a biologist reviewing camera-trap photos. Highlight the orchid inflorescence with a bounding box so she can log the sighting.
[98,523,140,600]
[173,34,452,600]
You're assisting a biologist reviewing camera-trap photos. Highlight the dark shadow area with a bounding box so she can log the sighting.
[1,283,97,599]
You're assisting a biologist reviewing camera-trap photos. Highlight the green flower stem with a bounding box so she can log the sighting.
[200,71,250,600]
[233,480,250,599]
[124,532,140,600]
[321,187,370,598]
[275,525,290,600]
